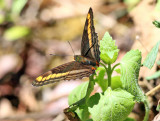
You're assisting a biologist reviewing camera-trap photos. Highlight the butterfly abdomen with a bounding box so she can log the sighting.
[74,55,97,66]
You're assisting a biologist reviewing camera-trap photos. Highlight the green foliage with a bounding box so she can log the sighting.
[156,102,160,111]
[123,117,136,121]
[124,0,140,11]
[120,50,145,102]
[88,88,135,121]
[75,107,90,121]
[68,82,89,105]
[111,76,122,89]
[100,32,119,64]
[153,20,160,28]
[157,60,160,65]
[67,32,159,121]
[146,70,160,80]
[95,67,108,91]
[155,0,160,11]
[115,68,121,74]
[68,82,90,121]
[0,14,4,24]
[0,0,29,41]
[0,0,5,8]
[11,0,28,17]
[95,68,122,91]
[143,41,160,69]
[4,26,30,41]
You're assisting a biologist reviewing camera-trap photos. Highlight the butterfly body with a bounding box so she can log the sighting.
[32,7,100,87]
[74,55,97,66]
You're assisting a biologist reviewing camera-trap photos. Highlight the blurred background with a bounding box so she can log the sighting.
[0,0,160,121]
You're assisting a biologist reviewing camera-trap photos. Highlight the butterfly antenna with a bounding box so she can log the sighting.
[49,54,72,56]
[67,41,75,55]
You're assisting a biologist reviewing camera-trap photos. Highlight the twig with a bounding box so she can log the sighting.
[146,84,160,96]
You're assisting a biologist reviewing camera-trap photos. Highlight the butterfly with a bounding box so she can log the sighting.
[32,7,100,86]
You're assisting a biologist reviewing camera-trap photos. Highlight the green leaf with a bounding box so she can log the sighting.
[146,70,160,80]
[0,14,5,24]
[115,68,121,74]
[153,20,160,28]
[68,81,89,105]
[4,26,30,41]
[11,0,28,16]
[0,0,5,9]
[120,50,145,102]
[120,50,149,121]
[88,88,135,121]
[68,82,90,121]
[86,119,93,121]
[155,0,160,11]
[156,101,160,111]
[111,76,122,89]
[100,32,119,64]
[123,117,136,121]
[75,107,90,121]
[95,67,108,91]
[143,41,160,69]
[157,60,160,65]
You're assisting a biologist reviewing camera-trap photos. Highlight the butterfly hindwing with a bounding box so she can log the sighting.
[32,61,95,86]
[81,8,100,62]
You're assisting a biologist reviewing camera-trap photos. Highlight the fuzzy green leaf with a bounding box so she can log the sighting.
[143,41,160,69]
[100,32,119,64]
[120,50,145,102]
[111,76,122,89]
[88,88,135,121]
[120,50,149,121]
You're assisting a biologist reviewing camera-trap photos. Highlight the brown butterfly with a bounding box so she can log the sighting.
[32,8,100,86]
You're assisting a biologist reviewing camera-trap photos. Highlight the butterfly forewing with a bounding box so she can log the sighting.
[32,61,95,86]
[81,8,100,62]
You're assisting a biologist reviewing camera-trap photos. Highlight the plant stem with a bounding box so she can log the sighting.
[107,64,112,87]
[100,62,108,72]
[111,63,120,74]
[85,74,95,100]
[143,96,149,121]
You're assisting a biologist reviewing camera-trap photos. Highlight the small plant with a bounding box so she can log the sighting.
[0,0,30,41]
[66,32,160,121]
